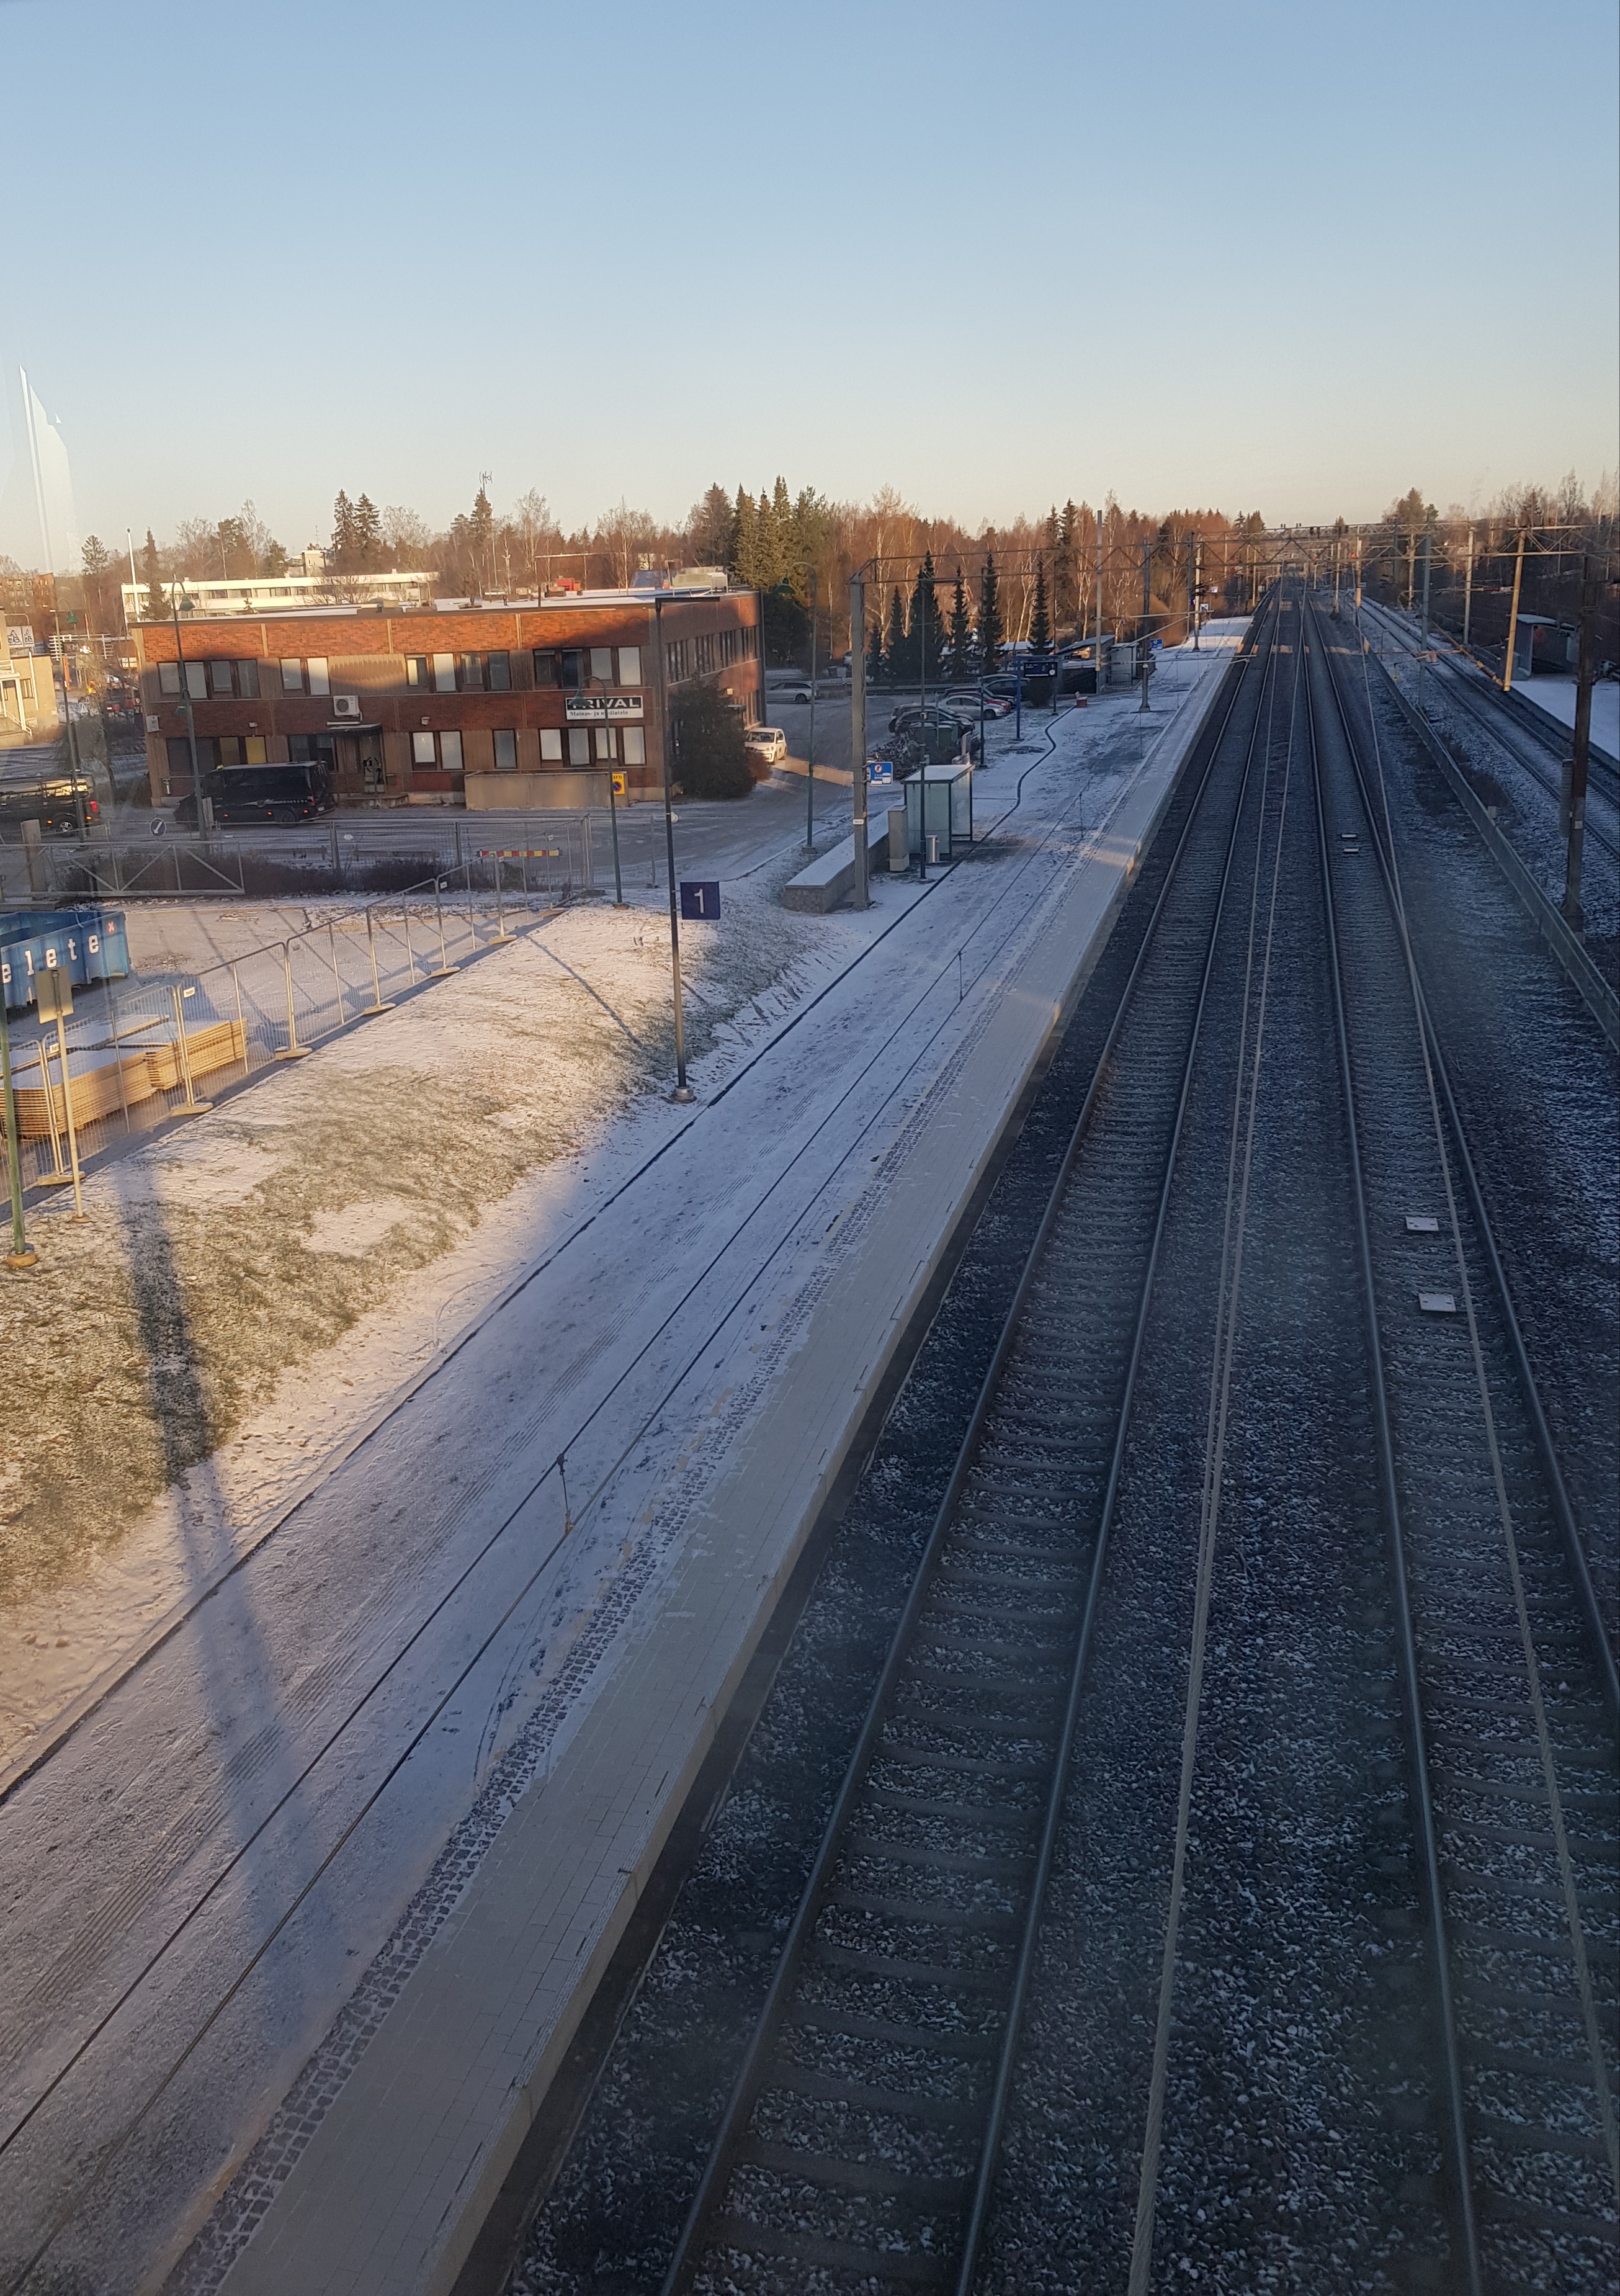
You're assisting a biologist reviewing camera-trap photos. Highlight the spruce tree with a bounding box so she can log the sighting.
[331,490,356,572]
[354,493,382,572]
[866,602,884,687]
[1054,500,1080,634]
[732,487,759,585]
[141,529,164,621]
[1029,556,1052,660]
[978,552,1004,676]
[885,586,908,683]
[949,567,972,682]
[908,549,943,684]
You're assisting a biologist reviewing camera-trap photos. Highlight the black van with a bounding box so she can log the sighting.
[173,765,332,827]
[0,776,101,838]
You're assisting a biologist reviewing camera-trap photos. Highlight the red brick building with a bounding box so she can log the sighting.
[132,585,763,809]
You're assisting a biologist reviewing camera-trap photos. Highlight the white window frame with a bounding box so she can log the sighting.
[432,652,456,693]
[439,729,463,773]
[617,645,641,688]
[539,727,563,761]
[620,725,646,766]
[411,730,436,766]
[493,729,517,772]
[567,726,590,766]
[280,658,304,694]
[306,657,329,697]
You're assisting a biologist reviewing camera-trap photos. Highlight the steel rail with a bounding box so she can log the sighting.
[1314,601,1618,1716]
[1302,606,1485,2294]
[952,597,1286,2296]
[658,600,1283,2296]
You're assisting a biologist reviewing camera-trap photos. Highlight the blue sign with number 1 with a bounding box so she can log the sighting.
[679,881,720,920]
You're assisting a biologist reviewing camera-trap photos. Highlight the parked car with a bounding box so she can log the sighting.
[982,673,1021,698]
[744,725,787,765]
[943,689,1013,719]
[888,710,980,766]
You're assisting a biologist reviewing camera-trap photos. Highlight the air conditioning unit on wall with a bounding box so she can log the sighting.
[332,694,362,720]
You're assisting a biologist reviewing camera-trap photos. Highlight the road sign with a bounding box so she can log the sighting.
[612,772,626,796]
[151,817,167,836]
[679,881,720,921]
[35,963,73,1021]
[867,757,892,784]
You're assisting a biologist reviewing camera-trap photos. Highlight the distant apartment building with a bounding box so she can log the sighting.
[131,586,763,809]
[0,624,59,743]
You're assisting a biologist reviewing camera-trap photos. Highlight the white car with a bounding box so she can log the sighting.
[745,725,787,764]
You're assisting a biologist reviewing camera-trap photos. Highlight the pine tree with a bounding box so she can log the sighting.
[978,552,1004,676]
[885,586,908,683]
[1029,556,1052,659]
[331,490,357,572]
[141,529,164,621]
[949,567,972,681]
[866,602,884,687]
[354,493,382,572]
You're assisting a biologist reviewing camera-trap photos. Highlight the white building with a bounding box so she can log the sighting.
[121,569,436,622]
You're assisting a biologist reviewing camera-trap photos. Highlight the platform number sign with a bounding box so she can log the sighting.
[679,881,720,922]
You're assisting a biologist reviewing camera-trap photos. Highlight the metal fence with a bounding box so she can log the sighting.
[1,850,602,1215]
[0,805,675,905]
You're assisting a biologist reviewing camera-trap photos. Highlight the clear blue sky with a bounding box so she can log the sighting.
[2,0,1615,560]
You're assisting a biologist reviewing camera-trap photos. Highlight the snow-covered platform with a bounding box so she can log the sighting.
[216,652,1240,2296]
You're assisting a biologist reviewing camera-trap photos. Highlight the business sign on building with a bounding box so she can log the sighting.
[565,693,644,721]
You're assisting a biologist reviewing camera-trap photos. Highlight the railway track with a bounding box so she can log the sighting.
[1309,599,1619,2294]
[639,586,1616,2296]
[1360,601,1620,865]
[654,596,1291,2294]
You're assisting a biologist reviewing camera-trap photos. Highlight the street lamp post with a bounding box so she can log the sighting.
[171,584,202,807]
[651,591,694,1101]
[805,565,817,851]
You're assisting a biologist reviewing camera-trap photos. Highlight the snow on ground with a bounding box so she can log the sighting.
[0,636,1244,2294]
[1511,668,1620,755]
[0,661,1234,1768]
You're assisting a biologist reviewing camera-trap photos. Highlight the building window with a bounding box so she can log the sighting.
[280,658,305,694]
[621,725,646,766]
[617,645,641,686]
[487,650,511,691]
[159,660,182,695]
[538,647,585,690]
[594,726,615,760]
[208,659,235,698]
[493,729,517,771]
[440,729,463,773]
[539,727,563,761]
[432,652,456,692]
[245,735,267,764]
[589,647,613,684]
[411,730,437,766]
[567,727,590,765]
[306,657,329,697]
[238,659,259,699]
[406,656,429,688]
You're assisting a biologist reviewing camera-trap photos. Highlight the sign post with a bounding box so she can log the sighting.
[0,961,35,1267]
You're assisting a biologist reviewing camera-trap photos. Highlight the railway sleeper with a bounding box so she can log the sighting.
[705,2213,951,2283]
[787,2004,1000,2060]
[760,2062,983,2125]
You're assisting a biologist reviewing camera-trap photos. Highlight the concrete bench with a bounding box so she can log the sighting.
[782,807,899,912]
